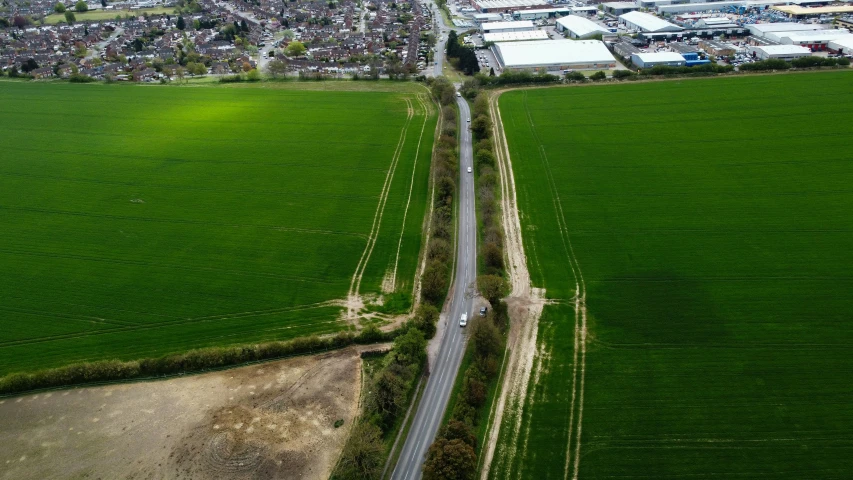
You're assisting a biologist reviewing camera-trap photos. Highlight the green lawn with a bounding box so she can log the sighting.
[45,7,175,24]
[0,82,436,376]
[490,71,853,479]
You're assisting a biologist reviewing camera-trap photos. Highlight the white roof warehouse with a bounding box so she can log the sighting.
[494,39,618,71]
[483,30,550,43]
[556,15,611,39]
[481,20,536,33]
[619,11,683,33]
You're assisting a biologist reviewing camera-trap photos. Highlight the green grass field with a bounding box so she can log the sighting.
[45,7,175,24]
[490,71,853,478]
[0,82,436,376]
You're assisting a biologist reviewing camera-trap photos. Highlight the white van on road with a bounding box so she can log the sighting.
[459,313,468,327]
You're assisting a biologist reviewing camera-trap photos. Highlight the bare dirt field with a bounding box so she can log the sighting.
[0,347,370,480]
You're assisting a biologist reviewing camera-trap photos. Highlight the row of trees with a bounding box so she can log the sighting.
[421,76,462,305]
[423,91,510,480]
[333,76,460,479]
[458,70,561,96]
[740,56,850,71]
[446,31,479,76]
[334,324,429,478]
[54,1,90,14]
[424,309,507,480]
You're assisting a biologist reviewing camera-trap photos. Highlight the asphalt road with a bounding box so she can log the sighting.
[391,95,476,480]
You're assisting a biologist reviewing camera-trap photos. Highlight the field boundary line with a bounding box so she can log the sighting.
[347,97,415,318]
[0,342,355,399]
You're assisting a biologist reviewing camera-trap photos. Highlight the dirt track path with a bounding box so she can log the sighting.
[479,91,547,480]
[0,347,371,480]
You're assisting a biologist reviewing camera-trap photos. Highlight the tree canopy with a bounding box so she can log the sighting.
[285,40,307,57]
[423,438,477,480]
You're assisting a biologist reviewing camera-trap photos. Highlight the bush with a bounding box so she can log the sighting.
[612,69,635,79]
[0,332,364,396]
[412,304,440,339]
[640,63,733,76]
[441,420,477,449]
[355,324,385,344]
[245,68,261,81]
[565,71,586,82]
[219,73,245,83]
[68,73,95,83]
[590,70,607,81]
[791,56,846,69]
[335,422,385,479]
[423,438,477,480]
[738,59,790,72]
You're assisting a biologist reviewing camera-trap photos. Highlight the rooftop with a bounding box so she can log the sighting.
[475,0,549,9]
[496,39,616,67]
[772,5,853,15]
[619,11,683,32]
[753,44,812,54]
[748,23,827,34]
[557,15,610,37]
[828,35,853,50]
[481,20,536,30]
[483,30,550,42]
[515,7,571,14]
[603,2,639,9]
[771,29,852,43]
[633,51,686,62]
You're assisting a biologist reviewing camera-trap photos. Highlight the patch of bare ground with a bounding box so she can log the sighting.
[0,347,372,480]
[479,91,548,480]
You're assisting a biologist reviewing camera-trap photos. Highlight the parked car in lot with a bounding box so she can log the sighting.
[480,306,487,316]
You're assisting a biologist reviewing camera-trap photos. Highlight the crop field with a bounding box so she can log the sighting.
[0,82,436,376]
[489,71,853,479]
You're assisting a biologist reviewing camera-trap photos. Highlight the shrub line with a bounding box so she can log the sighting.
[0,329,402,397]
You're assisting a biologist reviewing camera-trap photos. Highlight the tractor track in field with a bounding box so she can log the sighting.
[0,207,368,240]
[480,91,547,480]
[0,301,343,349]
[346,98,415,320]
[388,94,431,293]
[481,90,590,480]
[519,91,589,480]
[346,93,437,322]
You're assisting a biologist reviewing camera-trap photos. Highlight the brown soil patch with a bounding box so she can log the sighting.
[0,347,367,480]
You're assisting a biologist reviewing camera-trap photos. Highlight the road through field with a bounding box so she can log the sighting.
[391,95,476,480]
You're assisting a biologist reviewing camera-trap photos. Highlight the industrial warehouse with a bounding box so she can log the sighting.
[452,0,853,76]
[556,15,611,39]
[493,39,618,71]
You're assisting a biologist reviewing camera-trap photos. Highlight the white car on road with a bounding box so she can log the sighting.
[459,313,468,327]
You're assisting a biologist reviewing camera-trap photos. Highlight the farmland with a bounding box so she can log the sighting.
[489,71,853,478]
[0,82,436,377]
